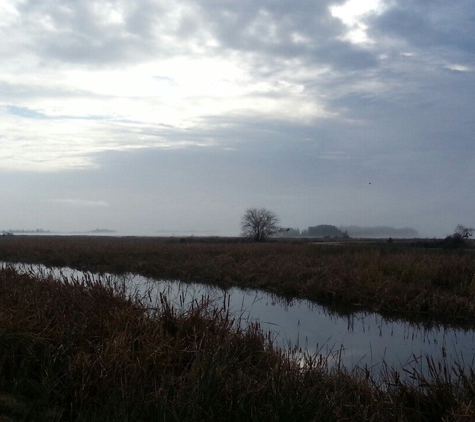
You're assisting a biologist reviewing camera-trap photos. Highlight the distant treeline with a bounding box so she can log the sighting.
[1,228,117,235]
[2,229,52,234]
[280,225,419,239]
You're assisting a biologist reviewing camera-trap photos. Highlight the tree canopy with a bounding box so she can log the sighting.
[241,208,280,242]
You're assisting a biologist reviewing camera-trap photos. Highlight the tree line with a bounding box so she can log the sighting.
[241,208,475,243]
[241,208,420,241]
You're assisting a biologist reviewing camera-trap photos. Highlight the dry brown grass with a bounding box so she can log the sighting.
[1,265,475,420]
[1,236,475,325]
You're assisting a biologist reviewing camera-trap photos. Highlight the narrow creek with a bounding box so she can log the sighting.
[5,262,475,378]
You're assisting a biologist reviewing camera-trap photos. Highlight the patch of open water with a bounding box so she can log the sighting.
[4,262,475,378]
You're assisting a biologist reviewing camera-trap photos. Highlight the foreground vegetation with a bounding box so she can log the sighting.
[1,265,475,421]
[0,236,475,326]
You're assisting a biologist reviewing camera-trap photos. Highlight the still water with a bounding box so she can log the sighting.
[6,263,475,377]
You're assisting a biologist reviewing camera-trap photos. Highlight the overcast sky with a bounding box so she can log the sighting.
[1,0,474,237]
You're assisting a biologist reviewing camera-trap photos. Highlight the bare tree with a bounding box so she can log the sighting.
[455,224,475,240]
[443,224,475,248]
[241,208,280,242]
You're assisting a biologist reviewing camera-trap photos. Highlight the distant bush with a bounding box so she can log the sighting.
[442,235,465,249]
[441,225,475,249]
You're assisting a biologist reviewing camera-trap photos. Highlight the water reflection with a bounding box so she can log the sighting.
[227,286,475,373]
[5,263,475,377]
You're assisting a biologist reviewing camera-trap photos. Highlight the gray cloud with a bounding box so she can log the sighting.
[196,0,380,72]
[5,0,380,72]
[14,0,166,65]
[371,2,475,55]
[51,199,110,207]
[0,0,474,236]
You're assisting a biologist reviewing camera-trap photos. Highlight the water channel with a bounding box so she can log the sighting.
[5,262,475,378]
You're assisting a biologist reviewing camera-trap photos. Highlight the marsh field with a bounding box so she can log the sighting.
[1,235,475,421]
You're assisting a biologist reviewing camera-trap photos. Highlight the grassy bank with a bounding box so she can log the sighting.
[0,236,475,326]
[1,265,475,421]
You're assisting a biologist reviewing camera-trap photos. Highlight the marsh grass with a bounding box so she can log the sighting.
[0,266,475,420]
[1,236,475,325]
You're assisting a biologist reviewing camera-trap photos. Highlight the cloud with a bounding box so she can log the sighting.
[4,105,48,119]
[0,0,474,236]
[11,1,156,65]
[371,2,475,54]
[51,199,110,208]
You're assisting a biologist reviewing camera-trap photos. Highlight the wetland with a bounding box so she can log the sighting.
[1,235,475,420]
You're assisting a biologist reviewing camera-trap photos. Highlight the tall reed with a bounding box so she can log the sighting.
[1,236,475,325]
[0,265,475,420]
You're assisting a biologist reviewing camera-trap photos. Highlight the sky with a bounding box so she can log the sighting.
[1,0,474,237]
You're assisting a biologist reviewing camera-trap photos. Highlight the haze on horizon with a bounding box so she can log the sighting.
[1,0,474,239]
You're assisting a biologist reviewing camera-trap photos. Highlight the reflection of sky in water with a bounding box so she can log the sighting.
[7,263,475,377]
[216,286,475,374]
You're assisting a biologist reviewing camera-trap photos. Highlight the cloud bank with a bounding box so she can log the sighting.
[0,0,474,236]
